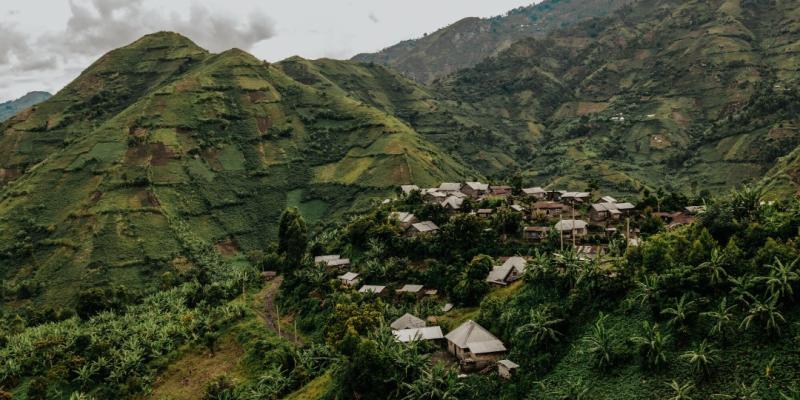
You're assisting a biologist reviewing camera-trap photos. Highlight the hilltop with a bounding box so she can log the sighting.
[0,32,474,312]
[353,0,633,83]
[0,91,52,122]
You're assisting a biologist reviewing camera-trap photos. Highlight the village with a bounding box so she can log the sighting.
[311,181,705,380]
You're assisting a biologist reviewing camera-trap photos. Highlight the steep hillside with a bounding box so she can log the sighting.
[0,33,473,312]
[438,0,800,195]
[352,0,634,83]
[277,57,536,176]
[0,92,52,122]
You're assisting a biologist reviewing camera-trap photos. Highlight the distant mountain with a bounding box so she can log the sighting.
[435,0,800,196]
[353,0,633,83]
[0,91,52,122]
[0,32,474,310]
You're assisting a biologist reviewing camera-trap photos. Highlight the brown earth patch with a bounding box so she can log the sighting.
[201,148,224,171]
[391,159,411,182]
[256,116,272,134]
[12,108,35,123]
[175,77,199,93]
[152,97,168,113]
[125,144,149,166]
[0,168,21,185]
[87,191,103,206]
[671,110,690,128]
[149,143,176,166]
[129,126,148,137]
[214,238,240,257]
[138,190,161,207]
[768,127,794,140]
[248,91,267,103]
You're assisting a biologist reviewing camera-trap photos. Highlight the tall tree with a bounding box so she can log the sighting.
[278,208,308,268]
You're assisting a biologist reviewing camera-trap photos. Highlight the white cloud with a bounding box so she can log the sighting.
[42,0,275,57]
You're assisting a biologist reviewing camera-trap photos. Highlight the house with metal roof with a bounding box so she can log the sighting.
[497,359,520,379]
[522,187,547,199]
[462,182,489,198]
[554,220,588,237]
[337,272,360,287]
[396,284,424,295]
[408,221,440,236]
[523,226,551,241]
[561,192,591,203]
[441,195,465,211]
[390,211,419,229]
[390,313,426,330]
[445,320,507,366]
[486,256,528,286]
[315,255,351,270]
[438,182,463,193]
[533,201,567,217]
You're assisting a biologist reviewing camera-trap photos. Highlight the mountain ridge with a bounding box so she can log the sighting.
[0,32,475,311]
[353,0,634,83]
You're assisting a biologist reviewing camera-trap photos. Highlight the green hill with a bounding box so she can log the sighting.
[0,33,474,312]
[277,57,534,177]
[353,0,633,83]
[0,92,52,122]
[435,0,800,195]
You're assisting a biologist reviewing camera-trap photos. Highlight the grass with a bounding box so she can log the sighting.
[284,372,333,400]
[148,335,246,400]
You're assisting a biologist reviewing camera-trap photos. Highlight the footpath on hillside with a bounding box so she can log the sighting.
[254,276,304,345]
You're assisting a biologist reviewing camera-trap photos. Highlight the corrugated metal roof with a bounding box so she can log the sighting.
[397,284,424,293]
[467,340,507,354]
[554,220,588,231]
[439,182,462,191]
[393,326,444,342]
[445,320,505,354]
[358,285,386,294]
[338,272,359,281]
[390,313,426,330]
[498,359,519,369]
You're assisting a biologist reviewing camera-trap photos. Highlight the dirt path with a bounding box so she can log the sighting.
[254,276,303,345]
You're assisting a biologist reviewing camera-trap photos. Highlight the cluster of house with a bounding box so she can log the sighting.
[390,312,518,378]
[394,182,701,243]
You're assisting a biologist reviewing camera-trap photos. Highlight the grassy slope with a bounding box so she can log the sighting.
[352,0,634,83]
[0,34,474,312]
[278,57,533,177]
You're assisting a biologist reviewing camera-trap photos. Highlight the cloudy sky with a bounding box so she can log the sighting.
[0,0,534,101]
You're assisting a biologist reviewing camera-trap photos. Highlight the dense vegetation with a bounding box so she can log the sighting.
[271,186,800,399]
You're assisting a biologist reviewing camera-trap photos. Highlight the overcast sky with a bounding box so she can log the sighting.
[0,0,535,100]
